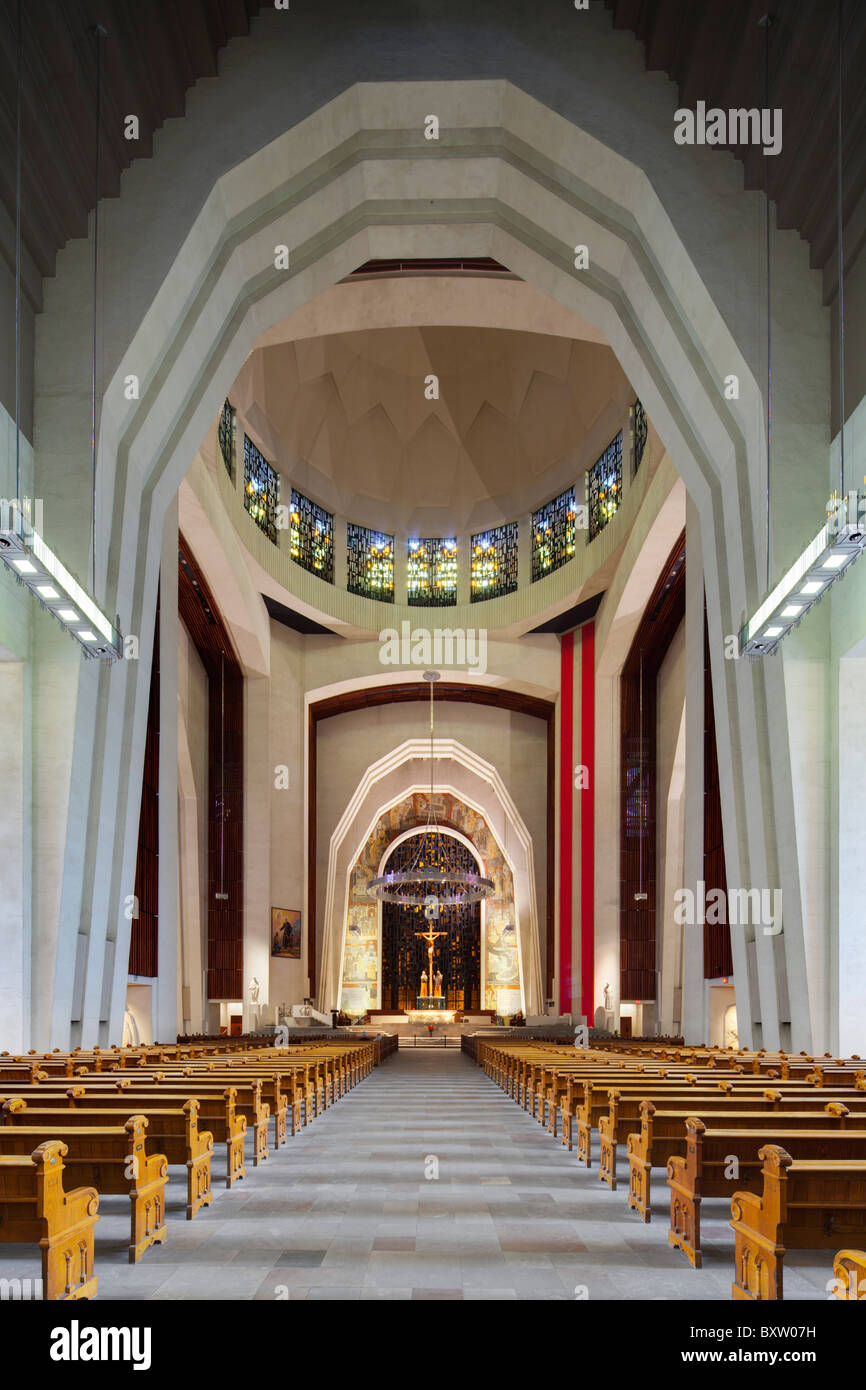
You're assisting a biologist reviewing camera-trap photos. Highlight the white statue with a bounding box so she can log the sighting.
[603,982,613,1012]
[249,977,260,1004]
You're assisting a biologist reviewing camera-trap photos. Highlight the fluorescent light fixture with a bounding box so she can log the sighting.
[0,505,122,661]
[740,490,866,657]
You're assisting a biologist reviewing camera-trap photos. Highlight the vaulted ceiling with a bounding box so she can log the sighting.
[1,0,862,308]
[232,327,634,536]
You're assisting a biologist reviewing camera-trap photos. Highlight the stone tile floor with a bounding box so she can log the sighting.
[0,1049,834,1300]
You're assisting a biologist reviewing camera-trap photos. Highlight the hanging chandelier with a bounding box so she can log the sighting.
[367,671,494,907]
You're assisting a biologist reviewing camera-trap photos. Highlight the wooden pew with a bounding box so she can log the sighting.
[2,1098,213,1219]
[597,1087,866,1186]
[831,1249,866,1300]
[626,1100,864,1221]
[667,1118,866,1268]
[730,1146,866,1300]
[0,1115,166,1263]
[569,1075,852,1163]
[0,1141,98,1299]
[2,1084,250,1184]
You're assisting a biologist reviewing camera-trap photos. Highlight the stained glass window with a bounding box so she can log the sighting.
[630,399,648,476]
[587,431,622,542]
[532,486,576,581]
[218,399,236,480]
[290,489,334,582]
[347,523,394,601]
[470,522,518,602]
[407,537,458,606]
[243,434,279,544]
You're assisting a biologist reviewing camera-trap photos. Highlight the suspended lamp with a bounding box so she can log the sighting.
[367,671,494,907]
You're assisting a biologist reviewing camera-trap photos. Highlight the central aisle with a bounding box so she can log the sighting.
[91,1047,829,1301]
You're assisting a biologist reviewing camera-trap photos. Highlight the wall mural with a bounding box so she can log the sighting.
[339,791,520,1017]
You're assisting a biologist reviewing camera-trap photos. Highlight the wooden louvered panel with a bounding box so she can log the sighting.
[703,610,733,979]
[178,534,244,1003]
[619,533,685,1002]
[130,602,159,978]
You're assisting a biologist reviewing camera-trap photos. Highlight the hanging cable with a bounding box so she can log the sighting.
[837,0,846,497]
[638,649,644,899]
[90,24,107,595]
[14,0,22,509]
[219,651,226,897]
[759,13,774,591]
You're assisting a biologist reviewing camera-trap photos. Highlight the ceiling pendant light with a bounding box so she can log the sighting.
[0,15,122,661]
[368,671,494,907]
[740,1,864,657]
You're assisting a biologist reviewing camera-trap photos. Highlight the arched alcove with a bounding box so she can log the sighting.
[338,798,521,1017]
[319,737,543,1015]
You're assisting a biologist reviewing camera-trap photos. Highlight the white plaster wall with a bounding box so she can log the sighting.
[656,620,686,1036]
[269,624,309,1009]
[838,650,866,1058]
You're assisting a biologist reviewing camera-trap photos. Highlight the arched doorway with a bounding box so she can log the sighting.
[380,833,481,1012]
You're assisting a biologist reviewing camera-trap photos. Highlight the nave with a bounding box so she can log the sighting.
[0,1048,834,1303]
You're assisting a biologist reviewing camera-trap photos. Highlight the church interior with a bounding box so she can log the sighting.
[1,0,866,1323]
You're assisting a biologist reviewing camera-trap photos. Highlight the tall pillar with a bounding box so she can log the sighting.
[156,498,179,1043]
[243,675,271,1032]
[681,495,705,1043]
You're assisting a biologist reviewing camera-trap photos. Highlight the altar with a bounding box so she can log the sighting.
[416,994,447,1011]
[407,1007,456,1024]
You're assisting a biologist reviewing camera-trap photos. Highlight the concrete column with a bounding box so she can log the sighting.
[0,657,29,1050]
[838,655,866,1056]
[681,494,706,1044]
[243,675,271,1032]
[393,531,407,605]
[157,497,179,1043]
[334,515,348,592]
[457,534,471,605]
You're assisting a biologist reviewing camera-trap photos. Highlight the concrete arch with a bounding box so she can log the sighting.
[34,77,822,1049]
[318,738,544,1016]
[341,823,490,1016]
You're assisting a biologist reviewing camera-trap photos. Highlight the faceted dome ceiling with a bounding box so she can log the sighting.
[232,326,635,536]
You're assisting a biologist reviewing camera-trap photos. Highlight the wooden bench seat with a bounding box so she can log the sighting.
[730,1146,866,1300]
[2,1099,213,1219]
[0,1115,166,1263]
[597,1088,866,1187]
[18,1082,258,1180]
[0,1141,98,1299]
[668,1118,866,1268]
[626,1100,865,1221]
[831,1248,866,1300]
[567,1076,853,1162]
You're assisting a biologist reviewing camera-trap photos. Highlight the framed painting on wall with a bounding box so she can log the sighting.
[271,908,302,959]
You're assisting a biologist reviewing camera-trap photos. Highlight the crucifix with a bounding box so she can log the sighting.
[415,921,447,997]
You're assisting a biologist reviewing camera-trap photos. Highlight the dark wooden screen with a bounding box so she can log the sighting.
[130,601,159,976]
[703,610,733,978]
[178,536,244,1001]
[620,534,685,1001]
[380,836,481,1012]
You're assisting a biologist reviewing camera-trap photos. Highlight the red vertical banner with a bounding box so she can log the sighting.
[580,622,595,1022]
[559,631,574,1014]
